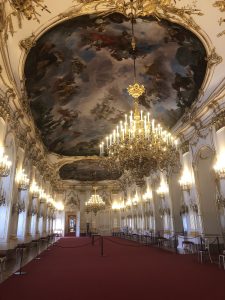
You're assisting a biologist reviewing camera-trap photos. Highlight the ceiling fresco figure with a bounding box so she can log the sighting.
[59,159,121,181]
[25,13,207,157]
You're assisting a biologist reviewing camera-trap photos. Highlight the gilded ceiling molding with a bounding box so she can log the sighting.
[75,0,203,20]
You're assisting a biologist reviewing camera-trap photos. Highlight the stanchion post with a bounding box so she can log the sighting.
[174,235,178,254]
[216,236,220,254]
[47,236,51,251]
[35,240,41,260]
[200,236,203,250]
[14,247,26,276]
[101,236,104,257]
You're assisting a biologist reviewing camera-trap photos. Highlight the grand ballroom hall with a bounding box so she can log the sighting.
[0,0,225,299]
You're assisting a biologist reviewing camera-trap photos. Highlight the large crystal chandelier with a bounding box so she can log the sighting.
[85,187,105,215]
[100,6,178,185]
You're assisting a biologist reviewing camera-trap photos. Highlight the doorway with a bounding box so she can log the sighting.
[68,215,76,235]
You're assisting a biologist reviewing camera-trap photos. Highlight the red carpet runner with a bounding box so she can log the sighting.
[0,237,225,300]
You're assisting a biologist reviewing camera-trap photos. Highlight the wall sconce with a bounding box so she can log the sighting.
[132,191,139,205]
[30,181,40,198]
[28,205,38,216]
[12,200,25,214]
[214,160,225,179]
[179,168,193,194]
[156,179,168,200]
[125,198,132,208]
[54,202,64,211]
[16,169,30,191]
[0,147,12,177]
[112,201,124,210]
[143,188,153,202]
[39,188,47,203]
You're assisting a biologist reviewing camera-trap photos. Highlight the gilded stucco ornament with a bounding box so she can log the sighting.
[212,109,225,131]
[205,48,222,69]
[1,0,50,39]
[213,1,225,37]
[180,107,196,124]
[0,66,16,99]
[9,0,50,21]
[214,0,225,11]
[180,141,189,154]
[61,0,203,30]
[9,111,24,134]
[207,101,220,114]
[20,33,36,53]
[0,96,10,121]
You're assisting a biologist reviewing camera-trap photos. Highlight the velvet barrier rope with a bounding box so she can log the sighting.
[104,237,143,248]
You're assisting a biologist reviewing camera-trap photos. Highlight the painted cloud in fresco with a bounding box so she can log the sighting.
[25,13,206,156]
[59,159,121,181]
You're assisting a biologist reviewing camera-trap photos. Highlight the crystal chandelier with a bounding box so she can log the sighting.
[85,187,105,215]
[0,148,12,177]
[100,9,178,185]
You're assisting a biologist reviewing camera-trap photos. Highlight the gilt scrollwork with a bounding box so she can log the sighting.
[180,141,189,154]
[205,48,222,69]
[212,109,225,131]
[0,96,10,121]
[1,0,50,40]
[213,1,225,37]
[20,33,36,53]
[60,0,203,32]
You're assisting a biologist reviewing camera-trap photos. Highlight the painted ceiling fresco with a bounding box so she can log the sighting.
[59,160,121,181]
[25,13,207,157]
